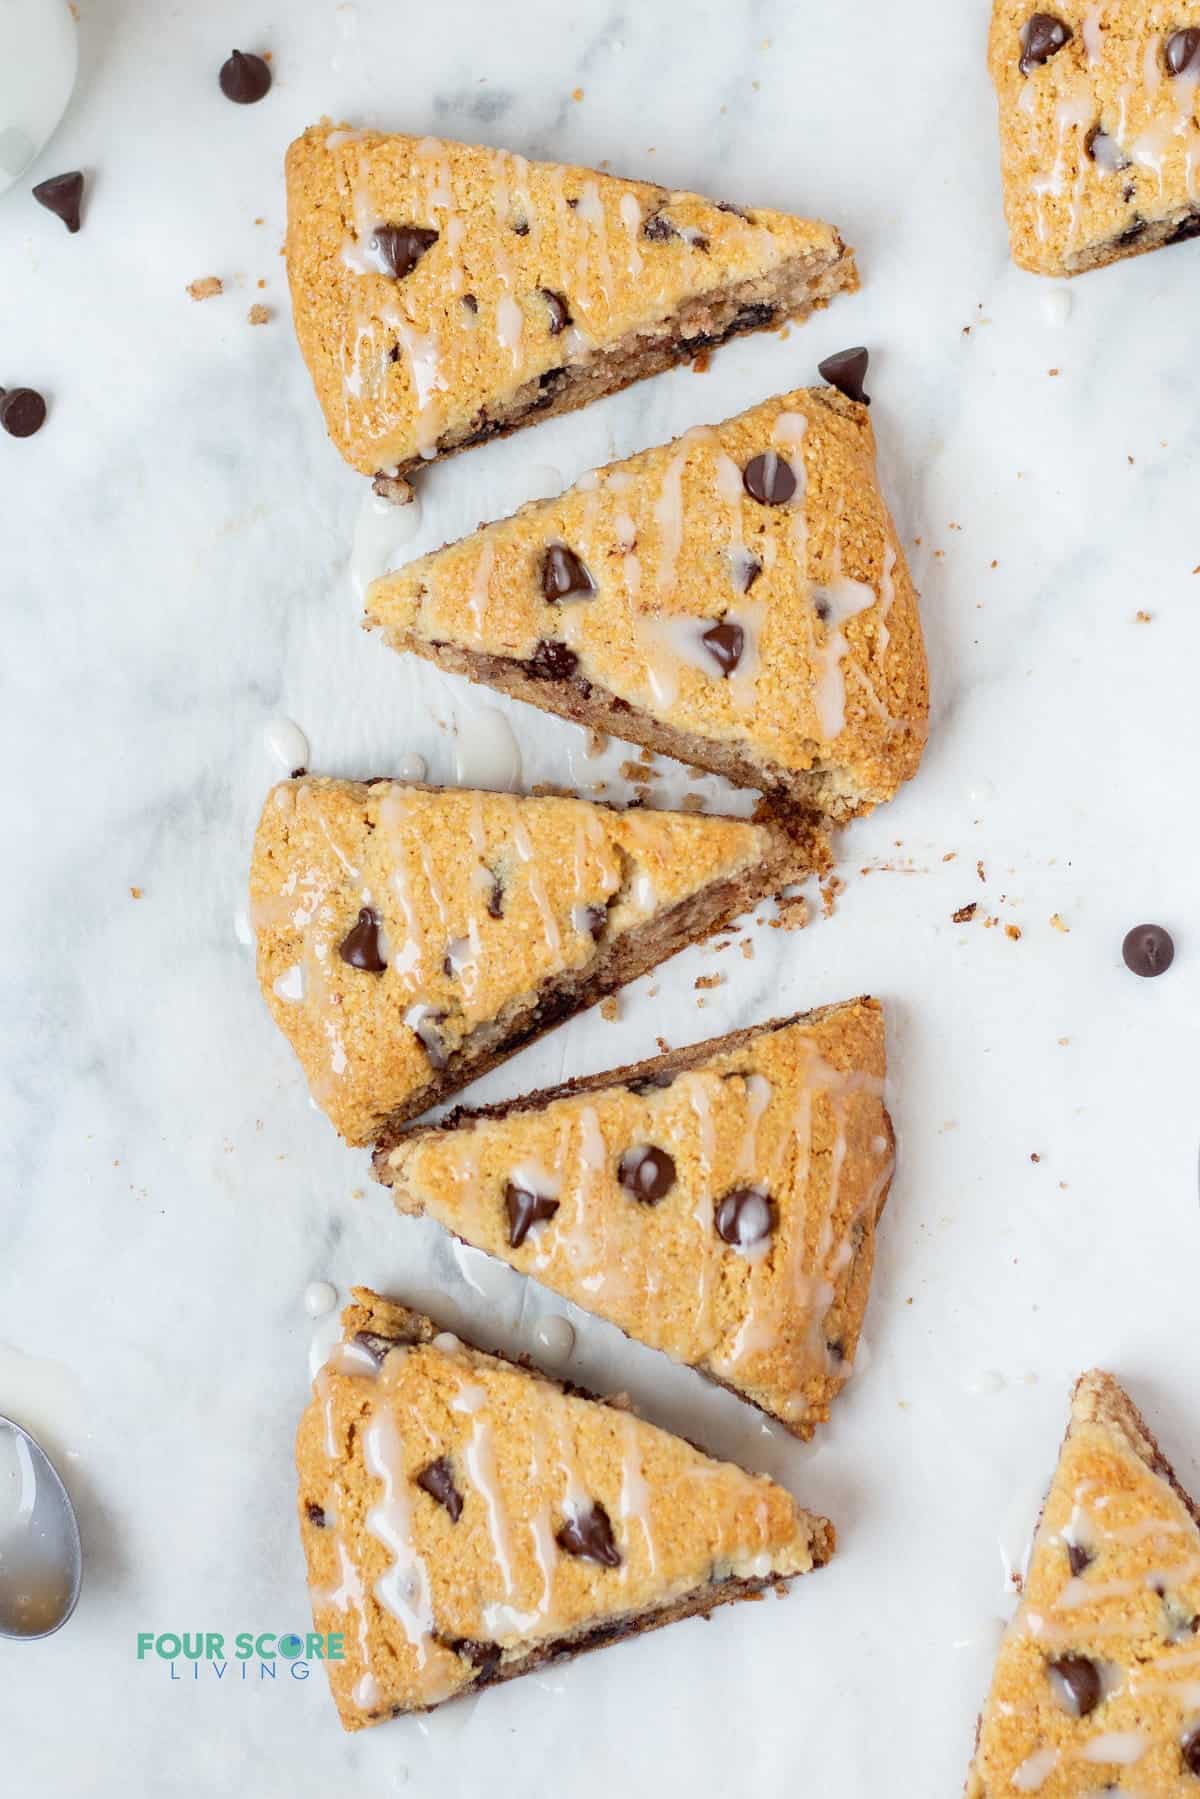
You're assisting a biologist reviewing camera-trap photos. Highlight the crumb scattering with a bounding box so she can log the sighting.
[952,902,977,924]
[655,1036,670,1055]
[1005,924,1022,942]
[694,973,724,991]
[1135,609,1152,622]
[681,793,706,813]
[773,894,809,931]
[1049,913,1069,933]
[741,938,755,960]
[976,860,986,883]
[248,303,271,325]
[129,886,143,900]
[819,876,844,919]
[599,997,619,1023]
[187,276,223,301]
[585,729,608,757]
[571,86,584,101]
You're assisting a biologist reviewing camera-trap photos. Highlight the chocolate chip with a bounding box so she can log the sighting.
[486,872,505,918]
[462,292,479,315]
[556,1502,621,1567]
[689,232,710,253]
[512,217,530,236]
[1067,1541,1093,1576]
[742,452,796,505]
[451,1637,501,1678]
[1084,126,1129,171]
[573,903,607,942]
[628,1072,674,1095]
[814,592,832,623]
[1119,218,1148,246]
[443,936,472,977]
[617,1145,676,1203]
[642,212,677,242]
[1047,1654,1101,1718]
[818,346,870,405]
[353,1328,409,1362]
[339,906,386,972]
[1167,211,1200,244]
[219,49,272,104]
[1019,14,1072,74]
[0,387,46,438]
[716,200,751,220]
[32,170,84,233]
[1122,923,1174,977]
[416,1456,463,1522]
[700,619,744,676]
[734,554,762,593]
[1166,28,1200,76]
[373,224,439,279]
[528,638,579,680]
[410,1008,450,1068]
[538,288,572,335]
[714,1187,775,1249]
[305,1501,327,1527]
[1184,1725,1200,1775]
[505,1180,559,1248]
[542,544,594,602]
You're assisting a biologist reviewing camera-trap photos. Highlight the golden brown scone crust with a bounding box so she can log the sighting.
[989,2,1200,277]
[284,123,857,476]
[297,1288,834,1728]
[966,1370,1200,1796]
[250,777,817,1144]
[377,999,892,1437]
[365,388,927,820]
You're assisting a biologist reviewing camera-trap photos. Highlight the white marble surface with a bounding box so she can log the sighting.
[3,0,1200,1792]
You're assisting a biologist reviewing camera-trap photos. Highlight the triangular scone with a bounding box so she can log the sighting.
[298,1288,834,1728]
[285,124,857,485]
[374,999,892,1437]
[966,1371,1200,1796]
[365,389,927,819]
[251,777,819,1144]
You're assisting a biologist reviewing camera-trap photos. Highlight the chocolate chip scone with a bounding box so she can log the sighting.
[284,124,858,489]
[298,1288,834,1728]
[374,999,892,1438]
[966,1370,1200,1795]
[250,777,822,1145]
[989,3,1200,276]
[364,386,927,820]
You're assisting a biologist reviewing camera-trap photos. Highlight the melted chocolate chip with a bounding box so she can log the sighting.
[628,1072,675,1095]
[1084,126,1129,170]
[716,200,751,220]
[486,872,505,919]
[617,1145,676,1203]
[219,49,272,103]
[818,345,871,405]
[354,1328,410,1363]
[573,903,607,942]
[410,1008,450,1068]
[735,554,762,593]
[556,1501,621,1567]
[814,592,832,623]
[443,936,471,977]
[373,224,439,279]
[462,292,479,315]
[1185,1725,1200,1775]
[1119,218,1148,245]
[642,212,678,242]
[1122,923,1174,977]
[1047,1653,1102,1718]
[742,452,797,505]
[700,619,745,676]
[1167,211,1200,244]
[528,638,580,680]
[451,1637,501,1678]
[1166,28,1200,76]
[416,1456,463,1522]
[512,217,530,236]
[32,170,84,233]
[542,544,594,602]
[305,1501,327,1527]
[0,387,46,438]
[1067,1541,1093,1577]
[339,906,386,972]
[714,1187,775,1249]
[539,288,572,334]
[505,1180,560,1248]
[1019,13,1072,75]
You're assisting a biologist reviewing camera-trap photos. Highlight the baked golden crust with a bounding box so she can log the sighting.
[284,123,857,477]
[297,1288,834,1729]
[989,2,1200,277]
[965,1370,1200,1796]
[375,999,892,1437]
[250,777,819,1144]
[365,389,927,819]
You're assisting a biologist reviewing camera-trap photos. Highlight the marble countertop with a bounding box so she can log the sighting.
[4,0,1199,1792]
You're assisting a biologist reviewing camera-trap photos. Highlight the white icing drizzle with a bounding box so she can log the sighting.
[489,152,524,368]
[874,541,899,659]
[466,539,495,641]
[1081,5,1104,64]
[618,1414,657,1577]
[811,572,878,740]
[1081,1731,1147,1765]
[1142,34,1163,98]
[618,192,644,276]
[273,964,305,1003]
[653,443,691,598]
[1011,1746,1058,1791]
[463,1407,517,1597]
[575,181,614,307]
[389,315,445,458]
[512,808,562,953]
[362,1406,439,1664]
[688,1077,718,1342]
[1028,77,1095,247]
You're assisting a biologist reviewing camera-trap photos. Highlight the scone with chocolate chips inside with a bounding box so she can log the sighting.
[298,1288,834,1728]
[966,1370,1200,1795]
[989,3,1200,276]
[284,124,857,489]
[250,777,823,1144]
[365,387,927,820]
[374,998,893,1438]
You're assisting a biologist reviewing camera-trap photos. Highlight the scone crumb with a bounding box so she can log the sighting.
[1049,913,1069,933]
[572,86,584,101]
[248,303,271,325]
[1005,924,1022,942]
[952,902,978,924]
[741,939,755,960]
[694,973,724,991]
[655,1036,670,1054]
[681,794,706,813]
[942,851,957,862]
[187,275,223,301]
[819,875,844,918]
[129,885,143,900]
[977,860,986,882]
[1135,610,1152,623]
[773,894,809,931]
[599,996,620,1023]
[585,729,609,757]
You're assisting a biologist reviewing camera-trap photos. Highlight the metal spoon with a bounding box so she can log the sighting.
[0,1414,82,1639]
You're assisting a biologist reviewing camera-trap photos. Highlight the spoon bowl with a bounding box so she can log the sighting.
[0,1414,82,1639]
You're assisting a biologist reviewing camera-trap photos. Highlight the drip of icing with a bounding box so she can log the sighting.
[453,706,522,792]
[575,181,613,306]
[1128,115,1176,186]
[1011,1746,1058,1791]
[1142,34,1162,97]
[811,575,878,739]
[618,1414,657,1576]
[688,1077,718,1342]
[273,964,305,1003]
[264,717,310,772]
[1080,1732,1146,1765]
[532,1316,576,1363]
[1081,4,1104,63]
[653,443,692,598]
[509,1158,562,1200]
[362,1407,438,1657]
[350,488,424,602]
[512,810,561,951]
[618,192,644,276]
[462,1408,517,1595]
[466,541,495,640]
[874,543,899,658]
[390,316,445,457]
